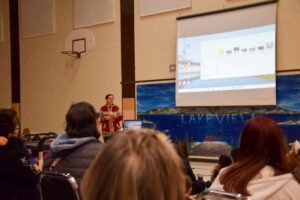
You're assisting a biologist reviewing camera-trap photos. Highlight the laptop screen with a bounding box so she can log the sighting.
[123,120,142,130]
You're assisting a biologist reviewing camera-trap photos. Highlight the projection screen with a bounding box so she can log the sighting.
[176,2,277,106]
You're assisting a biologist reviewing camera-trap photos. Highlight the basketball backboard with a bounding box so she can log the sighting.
[63,29,95,58]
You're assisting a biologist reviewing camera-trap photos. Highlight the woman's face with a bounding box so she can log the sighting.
[106,95,114,105]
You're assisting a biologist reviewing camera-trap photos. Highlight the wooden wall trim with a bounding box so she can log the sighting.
[9,0,20,103]
[120,0,135,98]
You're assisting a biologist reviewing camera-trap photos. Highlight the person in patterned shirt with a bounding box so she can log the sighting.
[99,94,123,141]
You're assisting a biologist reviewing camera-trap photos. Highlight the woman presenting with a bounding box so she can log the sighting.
[100,94,123,141]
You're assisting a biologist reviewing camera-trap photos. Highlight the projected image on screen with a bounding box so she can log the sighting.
[178,25,275,93]
[176,3,277,106]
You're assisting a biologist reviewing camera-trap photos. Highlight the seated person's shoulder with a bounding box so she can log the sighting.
[67,139,103,158]
[84,139,104,151]
[0,137,29,157]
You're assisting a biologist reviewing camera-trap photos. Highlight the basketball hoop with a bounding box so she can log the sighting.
[61,51,82,58]
[62,29,95,59]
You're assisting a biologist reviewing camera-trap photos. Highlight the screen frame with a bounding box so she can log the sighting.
[176,0,278,107]
[177,0,278,21]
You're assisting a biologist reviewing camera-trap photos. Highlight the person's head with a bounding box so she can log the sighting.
[218,155,232,168]
[105,94,114,105]
[230,148,239,162]
[81,129,186,200]
[0,109,19,138]
[287,141,300,169]
[65,102,100,139]
[220,116,290,195]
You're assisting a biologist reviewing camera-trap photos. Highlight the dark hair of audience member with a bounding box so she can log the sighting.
[174,140,197,184]
[220,116,291,195]
[81,129,186,200]
[219,155,232,168]
[65,102,100,139]
[0,109,18,137]
[211,155,232,182]
[230,148,239,162]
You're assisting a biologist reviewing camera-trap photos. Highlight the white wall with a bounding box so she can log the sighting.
[17,0,300,132]
[20,0,122,132]
[135,0,300,81]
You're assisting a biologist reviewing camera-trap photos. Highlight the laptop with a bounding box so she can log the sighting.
[123,120,143,130]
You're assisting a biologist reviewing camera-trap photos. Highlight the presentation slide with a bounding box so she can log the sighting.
[176,3,277,106]
[178,25,275,93]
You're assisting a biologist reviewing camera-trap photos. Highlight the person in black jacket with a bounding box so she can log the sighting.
[0,109,41,200]
[44,102,103,184]
[174,140,206,195]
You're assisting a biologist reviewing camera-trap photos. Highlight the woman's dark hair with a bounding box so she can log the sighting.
[211,155,232,183]
[105,94,114,99]
[230,148,239,162]
[0,109,18,138]
[65,102,100,139]
[219,155,232,168]
[220,116,290,195]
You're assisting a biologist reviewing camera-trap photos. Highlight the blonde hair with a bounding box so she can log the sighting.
[81,129,186,200]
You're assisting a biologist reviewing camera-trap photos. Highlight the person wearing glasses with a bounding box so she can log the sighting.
[99,94,123,141]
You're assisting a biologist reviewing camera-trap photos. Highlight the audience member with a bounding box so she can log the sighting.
[288,140,300,170]
[174,140,206,194]
[0,109,41,200]
[192,174,206,195]
[21,128,31,141]
[230,148,239,162]
[174,141,196,182]
[44,102,103,183]
[81,129,186,200]
[210,116,300,199]
[210,155,232,182]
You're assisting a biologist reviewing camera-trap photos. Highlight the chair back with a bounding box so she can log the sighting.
[41,172,80,200]
[197,189,251,200]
